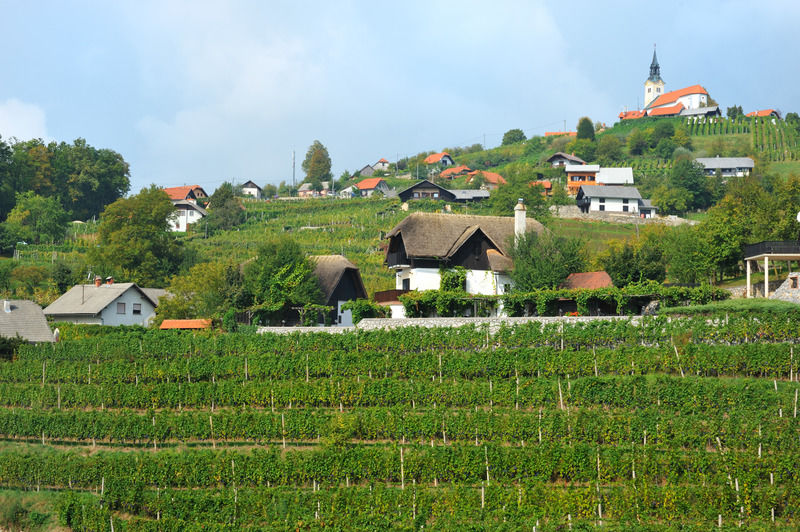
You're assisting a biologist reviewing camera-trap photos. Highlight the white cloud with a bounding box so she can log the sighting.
[0,99,48,141]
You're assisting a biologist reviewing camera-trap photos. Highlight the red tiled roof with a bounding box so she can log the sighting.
[545,131,577,137]
[163,186,197,201]
[467,170,506,185]
[160,319,212,330]
[745,109,778,118]
[530,180,552,189]
[440,165,471,178]
[648,102,684,117]
[377,158,389,163]
[424,152,451,164]
[356,177,386,190]
[618,110,646,120]
[646,84,708,109]
[560,271,613,290]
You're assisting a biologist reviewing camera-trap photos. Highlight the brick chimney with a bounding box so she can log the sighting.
[94,276,102,287]
[514,198,526,240]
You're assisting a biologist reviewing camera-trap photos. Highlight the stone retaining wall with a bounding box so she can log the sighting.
[549,205,693,227]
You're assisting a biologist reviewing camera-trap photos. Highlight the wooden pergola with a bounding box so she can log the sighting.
[743,241,800,298]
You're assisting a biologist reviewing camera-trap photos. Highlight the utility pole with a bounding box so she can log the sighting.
[483,133,486,148]
[292,150,295,190]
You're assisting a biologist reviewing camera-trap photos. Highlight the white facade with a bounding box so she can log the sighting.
[374,160,390,171]
[336,300,354,327]
[589,197,639,214]
[675,93,707,110]
[242,185,262,199]
[395,267,509,297]
[98,287,158,326]
[644,79,664,108]
[169,204,206,232]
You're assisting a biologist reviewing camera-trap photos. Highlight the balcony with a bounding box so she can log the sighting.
[744,241,800,259]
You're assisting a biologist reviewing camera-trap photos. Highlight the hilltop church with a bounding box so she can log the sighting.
[619,48,720,120]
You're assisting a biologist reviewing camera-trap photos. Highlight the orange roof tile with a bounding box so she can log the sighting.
[356,177,386,190]
[745,109,778,118]
[545,131,577,137]
[163,186,197,201]
[560,271,614,290]
[530,180,552,189]
[160,319,212,330]
[646,84,708,109]
[648,102,684,116]
[377,158,389,163]
[618,110,646,120]
[467,170,506,185]
[440,165,471,178]
[424,152,451,164]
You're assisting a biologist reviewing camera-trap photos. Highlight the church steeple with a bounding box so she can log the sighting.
[648,45,662,82]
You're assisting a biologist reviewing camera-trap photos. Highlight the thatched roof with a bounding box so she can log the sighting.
[385,212,545,260]
[311,255,367,302]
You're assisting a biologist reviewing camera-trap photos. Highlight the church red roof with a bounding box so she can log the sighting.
[619,110,646,120]
[646,84,708,109]
[648,102,684,117]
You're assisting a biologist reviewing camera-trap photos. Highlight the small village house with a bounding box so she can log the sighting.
[695,156,754,178]
[0,300,54,343]
[163,186,208,232]
[465,170,506,189]
[565,164,600,195]
[373,158,390,171]
[397,180,489,203]
[44,277,166,326]
[241,180,263,199]
[355,177,390,197]
[311,255,368,326]
[576,185,657,218]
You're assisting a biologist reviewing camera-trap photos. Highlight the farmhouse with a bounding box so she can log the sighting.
[465,170,506,189]
[355,177,390,197]
[310,255,368,326]
[695,156,754,177]
[169,200,207,232]
[576,185,657,217]
[396,180,489,203]
[163,185,208,204]
[530,180,553,197]
[440,165,471,179]
[746,109,781,119]
[0,300,54,343]
[384,202,544,299]
[546,152,585,167]
[241,180,262,199]
[45,277,166,326]
[373,158,390,171]
[565,164,600,195]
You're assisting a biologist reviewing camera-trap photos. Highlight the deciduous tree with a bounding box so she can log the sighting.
[302,140,332,188]
[4,192,69,244]
[501,128,526,146]
[511,230,586,290]
[576,117,595,141]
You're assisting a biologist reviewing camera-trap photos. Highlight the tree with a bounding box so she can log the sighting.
[155,261,242,324]
[651,120,675,147]
[595,135,623,165]
[262,183,277,198]
[302,140,332,187]
[671,126,692,149]
[3,192,69,244]
[90,185,182,287]
[576,117,595,141]
[670,159,710,210]
[596,234,666,287]
[663,225,713,284]
[654,138,677,159]
[651,184,691,215]
[564,138,596,162]
[627,129,648,156]
[510,231,586,290]
[205,182,244,234]
[502,128,527,146]
[727,105,743,121]
[488,172,549,221]
[244,236,323,325]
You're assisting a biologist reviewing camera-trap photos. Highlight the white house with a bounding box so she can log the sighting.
[356,178,390,197]
[373,158,390,171]
[241,180,262,199]
[44,278,166,326]
[596,167,634,186]
[382,203,544,316]
[576,185,657,218]
[310,255,368,326]
[695,156,754,177]
[169,200,207,232]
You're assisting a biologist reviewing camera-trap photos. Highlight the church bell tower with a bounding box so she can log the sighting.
[643,45,665,108]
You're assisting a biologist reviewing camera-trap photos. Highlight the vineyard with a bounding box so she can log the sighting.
[686,116,800,162]
[2,317,800,530]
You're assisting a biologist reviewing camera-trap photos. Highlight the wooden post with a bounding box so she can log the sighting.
[400,446,405,490]
[484,445,490,486]
[210,416,215,449]
[558,379,564,410]
[42,360,46,386]
[306,353,309,382]
[481,483,485,508]
[282,413,286,448]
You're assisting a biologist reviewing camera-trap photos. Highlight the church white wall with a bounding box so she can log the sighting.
[677,93,707,110]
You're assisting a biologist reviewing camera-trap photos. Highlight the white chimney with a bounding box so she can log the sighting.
[514,198,526,239]
[3,300,10,313]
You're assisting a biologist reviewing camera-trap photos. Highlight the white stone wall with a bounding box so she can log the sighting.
[395,268,441,291]
[98,287,157,326]
[676,93,707,110]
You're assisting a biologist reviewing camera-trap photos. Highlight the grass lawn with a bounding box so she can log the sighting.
[0,489,64,531]
[766,160,800,179]
[661,297,800,316]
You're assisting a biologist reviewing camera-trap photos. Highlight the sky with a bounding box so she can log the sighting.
[0,0,797,194]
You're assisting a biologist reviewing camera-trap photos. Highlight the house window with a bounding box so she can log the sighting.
[433,193,439,198]
[648,88,651,93]
[622,199,628,204]
[132,303,142,315]
[599,205,605,212]
[402,278,410,290]
[623,206,628,212]
[599,198,605,203]
[117,302,126,314]
[792,277,798,289]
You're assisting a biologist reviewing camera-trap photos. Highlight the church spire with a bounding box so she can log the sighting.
[648,45,662,82]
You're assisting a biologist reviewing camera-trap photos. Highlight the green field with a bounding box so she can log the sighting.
[2,317,800,529]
